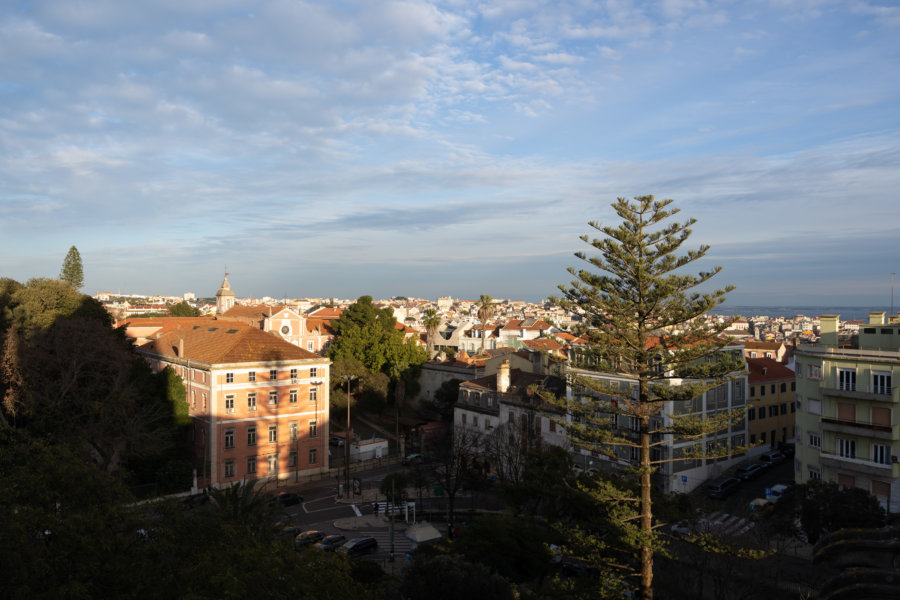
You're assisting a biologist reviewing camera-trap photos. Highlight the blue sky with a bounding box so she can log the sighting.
[1,1,899,306]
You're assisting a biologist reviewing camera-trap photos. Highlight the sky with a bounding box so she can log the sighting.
[1,1,899,306]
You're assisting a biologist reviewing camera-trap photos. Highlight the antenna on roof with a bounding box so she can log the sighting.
[892,272,896,315]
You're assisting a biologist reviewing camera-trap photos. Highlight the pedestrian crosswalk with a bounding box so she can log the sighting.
[707,511,755,537]
[356,529,414,557]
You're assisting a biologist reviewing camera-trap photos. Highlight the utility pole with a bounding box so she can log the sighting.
[343,375,357,498]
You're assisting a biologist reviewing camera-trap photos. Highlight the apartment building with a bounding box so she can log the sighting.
[746,357,796,449]
[567,357,749,494]
[795,312,899,512]
[138,324,330,488]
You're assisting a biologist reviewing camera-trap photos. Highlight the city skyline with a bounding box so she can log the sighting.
[1,1,898,305]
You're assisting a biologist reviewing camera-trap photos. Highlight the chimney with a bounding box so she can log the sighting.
[497,359,510,394]
[178,337,184,357]
[869,311,885,325]
[820,315,839,347]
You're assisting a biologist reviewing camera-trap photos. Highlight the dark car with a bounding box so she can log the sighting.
[294,530,326,547]
[338,536,378,558]
[402,453,424,466]
[759,450,786,467]
[271,492,303,507]
[314,534,347,552]
[778,442,796,458]
[706,477,741,499]
[735,463,765,481]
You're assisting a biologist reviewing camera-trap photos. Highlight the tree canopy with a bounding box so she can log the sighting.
[60,245,85,289]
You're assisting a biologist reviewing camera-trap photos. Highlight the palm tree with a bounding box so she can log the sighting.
[423,308,442,359]
[476,294,494,354]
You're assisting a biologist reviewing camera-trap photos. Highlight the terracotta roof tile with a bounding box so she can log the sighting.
[746,357,795,383]
[139,325,323,364]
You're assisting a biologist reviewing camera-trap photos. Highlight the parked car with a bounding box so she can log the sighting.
[295,530,326,547]
[329,435,346,447]
[778,441,796,458]
[706,477,741,499]
[314,534,347,552]
[735,462,765,481]
[759,450,786,467]
[671,519,714,537]
[767,483,791,501]
[338,536,378,558]
[402,453,425,466]
[271,492,303,507]
[182,492,209,509]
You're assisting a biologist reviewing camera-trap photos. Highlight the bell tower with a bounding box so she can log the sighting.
[216,274,235,315]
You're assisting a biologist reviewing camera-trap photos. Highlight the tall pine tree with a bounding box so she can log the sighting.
[60,245,84,289]
[548,196,745,599]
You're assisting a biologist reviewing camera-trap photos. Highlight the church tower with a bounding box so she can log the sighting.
[216,274,235,315]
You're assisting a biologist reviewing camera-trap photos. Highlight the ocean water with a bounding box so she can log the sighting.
[709,306,896,322]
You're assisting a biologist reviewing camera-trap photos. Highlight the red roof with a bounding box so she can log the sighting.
[746,357,795,383]
[139,325,322,364]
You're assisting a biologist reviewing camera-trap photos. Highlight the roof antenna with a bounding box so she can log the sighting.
[892,272,896,315]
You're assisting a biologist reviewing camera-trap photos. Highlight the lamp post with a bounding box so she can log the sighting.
[342,375,358,498]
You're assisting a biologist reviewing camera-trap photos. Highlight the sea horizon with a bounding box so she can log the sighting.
[709,306,898,322]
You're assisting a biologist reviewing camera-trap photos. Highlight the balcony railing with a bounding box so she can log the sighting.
[818,450,894,476]
[820,417,898,441]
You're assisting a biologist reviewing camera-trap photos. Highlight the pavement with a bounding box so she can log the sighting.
[333,514,410,531]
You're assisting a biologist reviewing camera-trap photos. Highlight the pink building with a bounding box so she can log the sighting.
[138,324,330,487]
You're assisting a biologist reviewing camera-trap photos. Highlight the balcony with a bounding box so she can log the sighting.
[821,386,897,403]
[819,450,896,477]
[820,417,899,440]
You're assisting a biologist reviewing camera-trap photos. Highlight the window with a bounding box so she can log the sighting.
[873,372,892,395]
[749,351,757,358]
[289,451,297,467]
[808,364,822,379]
[750,434,756,444]
[461,413,467,425]
[549,420,556,433]
[873,443,891,465]
[249,371,256,383]
[808,467,821,480]
[247,392,257,411]
[225,429,235,449]
[838,368,856,391]
[247,456,257,474]
[309,448,318,465]
[309,387,318,403]
[760,385,766,397]
[290,368,298,382]
[269,369,278,381]
[289,422,299,441]
[308,420,318,438]
[872,406,891,427]
[780,403,787,415]
[268,454,278,475]
[290,389,298,404]
[780,383,787,393]
[225,395,235,414]
[225,460,235,478]
[269,391,278,405]
[750,386,755,398]
[791,401,796,413]
[837,402,855,422]
[838,438,856,458]
[310,367,317,378]
[771,384,776,394]
[191,390,196,409]
[770,405,779,418]
[808,398,822,415]
[791,382,796,391]
[307,341,314,352]
[760,431,767,443]
[226,372,234,383]
[748,407,756,421]
[247,427,257,446]
[268,425,277,443]
[808,432,821,448]
[202,393,207,410]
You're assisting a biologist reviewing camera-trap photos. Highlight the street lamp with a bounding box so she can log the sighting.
[342,375,358,498]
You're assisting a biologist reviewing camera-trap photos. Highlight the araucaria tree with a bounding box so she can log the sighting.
[549,196,744,599]
[60,245,84,289]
